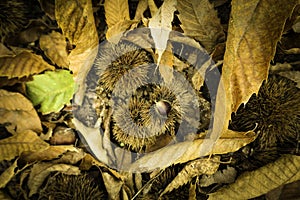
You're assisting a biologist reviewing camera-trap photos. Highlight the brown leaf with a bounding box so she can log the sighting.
[0,90,42,134]
[208,155,300,199]
[223,0,298,113]
[161,156,220,196]
[106,20,138,42]
[39,31,69,68]
[104,0,130,29]
[0,130,49,161]
[28,162,80,197]
[102,172,123,200]
[0,51,55,79]
[55,0,98,77]
[128,130,256,172]
[0,159,18,188]
[177,0,224,53]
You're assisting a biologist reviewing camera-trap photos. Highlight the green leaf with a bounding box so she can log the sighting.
[26,70,75,114]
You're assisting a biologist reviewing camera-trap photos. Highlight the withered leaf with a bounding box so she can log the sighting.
[39,31,69,68]
[148,0,158,16]
[208,155,300,199]
[160,156,220,196]
[0,130,49,161]
[222,0,298,114]
[134,0,148,20]
[0,89,42,134]
[106,20,138,42]
[128,130,256,172]
[0,51,55,79]
[0,159,18,188]
[104,0,130,29]
[28,163,80,197]
[177,0,224,53]
[199,166,237,187]
[102,171,124,200]
[0,190,12,200]
[55,0,98,78]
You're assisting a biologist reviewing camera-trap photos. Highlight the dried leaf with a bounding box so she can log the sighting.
[0,159,18,188]
[0,130,49,161]
[21,145,80,163]
[104,0,130,28]
[149,0,177,65]
[177,0,224,53]
[208,155,300,199]
[0,43,14,57]
[222,0,298,114]
[28,163,80,197]
[0,90,42,134]
[128,130,256,172]
[39,31,69,68]
[0,190,12,200]
[102,172,123,200]
[106,20,138,42]
[0,51,55,79]
[199,166,237,187]
[159,42,174,83]
[148,0,158,16]
[161,156,220,196]
[55,0,98,78]
[26,70,75,114]
[134,0,148,20]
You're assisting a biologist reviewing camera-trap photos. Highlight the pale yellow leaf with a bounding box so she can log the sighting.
[0,90,42,134]
[209,155,300,200]
[128,130,256,172]
[104,0,130,28]
[0,130,49,161]
[55,0,98,78]
[148,0,158,16]
[0,51,55,79]
[39,31,69,68]
[161,156,220,196]
[134,0,148,20]
[0,159,18,188]
[177,0,224,53]
[28,163,80,197]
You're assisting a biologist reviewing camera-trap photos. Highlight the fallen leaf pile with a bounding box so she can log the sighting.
[0,0,299,199]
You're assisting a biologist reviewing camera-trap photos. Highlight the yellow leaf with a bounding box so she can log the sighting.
[106,20,138,42]
[0,51,55,79]
[209,155,300,199]
[104,0,130,28]
[134,0,148,20]
[128,130,256,172]
[39,31,69,68]
[0,130,49,161]
[177,0,224,53]
[55,0,98,78]
[0,90,42,134]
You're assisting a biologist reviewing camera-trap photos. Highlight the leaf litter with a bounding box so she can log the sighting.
[0,0,299,199]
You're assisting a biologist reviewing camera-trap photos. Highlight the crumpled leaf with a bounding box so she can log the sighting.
[0,51,55,79]
[160,156,220,196]
[26,70,75,114]
[128,130,256,172]
[0,130,49,161]
[28,162,80,197]
[149,0,177,67]
[55,0,98,79]
[0,159,18,188]
[39,31,69,68]
[0,89,42,134]
[199,166,237,187]
[177,0,224,53]
[208,155,300,200]
[104,0,130,28]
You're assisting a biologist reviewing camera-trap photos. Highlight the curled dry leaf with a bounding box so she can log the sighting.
[0,51,55,79]
[0,89,42,134]
[39,31,69,68]
[128,130,256,172]
[177,0,224,53]
[160,156,220,196]
[55,0,98,79]
[0,159,18,188]
[0,130,49,161]
[208,155,300,200]
[28,162,80,197]
[26,70,75,114]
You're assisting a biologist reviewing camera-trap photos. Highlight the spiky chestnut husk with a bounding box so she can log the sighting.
[0,0,32,40]
[229,74,300,151]
[95,42,152,94]
[38,173,106,200]
[112,85,182,152]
